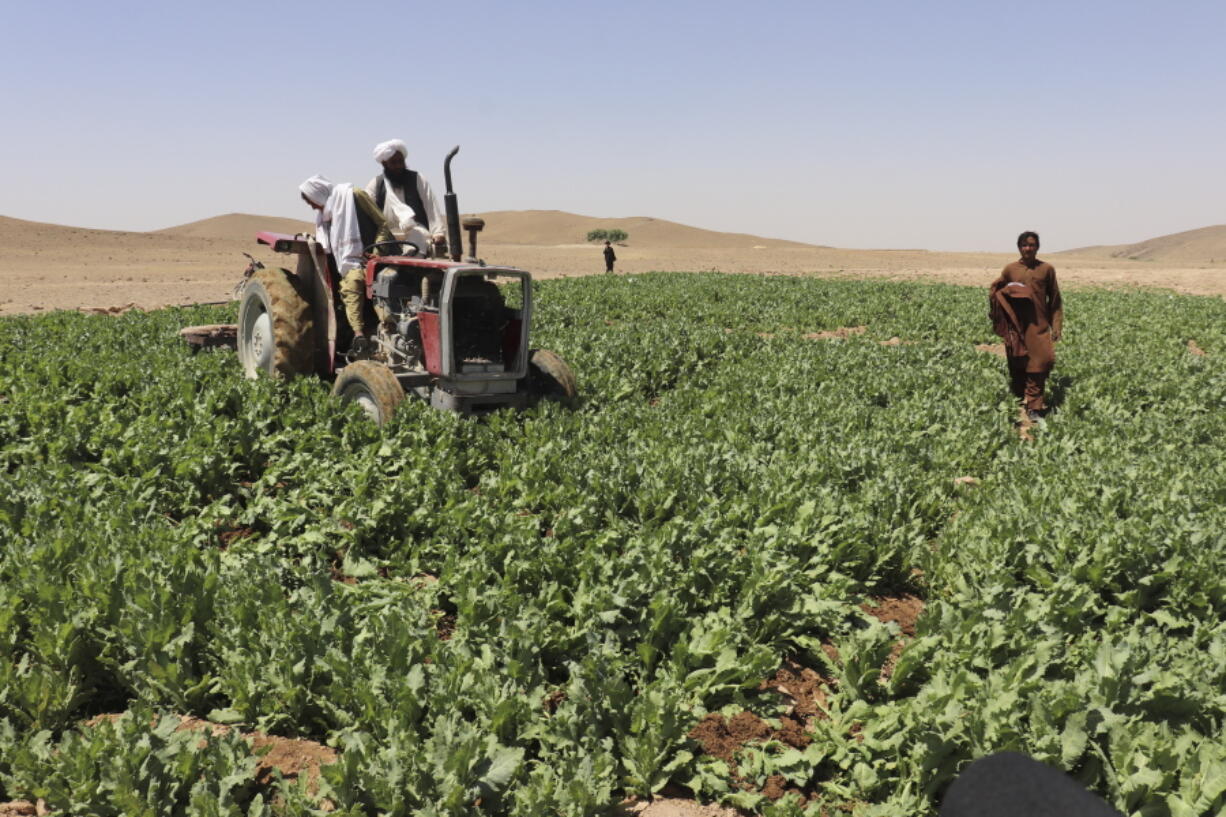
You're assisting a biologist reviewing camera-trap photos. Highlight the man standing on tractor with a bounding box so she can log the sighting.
[299,175,394,343]
[365,139,448,256]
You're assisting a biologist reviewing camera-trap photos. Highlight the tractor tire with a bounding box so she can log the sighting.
[332,360,405,426]
[526,349,578,403]
[237,268,315,379]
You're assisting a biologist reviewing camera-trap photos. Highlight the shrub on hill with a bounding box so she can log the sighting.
[587,228,628,243]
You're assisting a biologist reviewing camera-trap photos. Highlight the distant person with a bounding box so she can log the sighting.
[299,175,393,343]
[989,231,1063,421]
[603,240,616,273]
[365,139,447,256]
[941,752,1121,817]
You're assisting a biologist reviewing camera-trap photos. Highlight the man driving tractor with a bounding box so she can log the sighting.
[298,175,393,343]
[365,139,448,256]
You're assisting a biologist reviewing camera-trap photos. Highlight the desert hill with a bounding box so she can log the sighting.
[10,212,1226,262]
[149,210,814,249]
[6,212,1226,317]
[0,213,313,251]
[1061,224,1226,264]
[156,213,314,239]
[2,210,811,252]
[0,213,280,253]
[470,210,819,249]
[0,214,176,250]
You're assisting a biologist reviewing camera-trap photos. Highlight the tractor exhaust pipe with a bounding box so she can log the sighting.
[443,145,462,262]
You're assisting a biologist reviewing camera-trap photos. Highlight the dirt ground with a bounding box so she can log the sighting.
[3,223,1226,317]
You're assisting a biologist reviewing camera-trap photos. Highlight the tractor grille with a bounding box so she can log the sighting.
[453,279,509,365]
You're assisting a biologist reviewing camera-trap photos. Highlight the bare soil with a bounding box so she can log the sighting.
[804,326,867,341]
[688,698,821,805]
[861,594,925,638]
[681,596,923,812]
[975,343,1007,358]
[863,594,927,683]
[3,212,1226,316]
[620,798,745,817]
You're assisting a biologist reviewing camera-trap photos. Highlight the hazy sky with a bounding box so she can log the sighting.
[2,0,1223,251]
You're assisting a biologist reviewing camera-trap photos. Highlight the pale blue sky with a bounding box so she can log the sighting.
[2,0,1223,251]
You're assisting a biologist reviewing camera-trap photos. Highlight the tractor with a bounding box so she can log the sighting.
[235,147,576,424]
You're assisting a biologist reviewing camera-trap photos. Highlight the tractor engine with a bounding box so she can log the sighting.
[371,267,426,368]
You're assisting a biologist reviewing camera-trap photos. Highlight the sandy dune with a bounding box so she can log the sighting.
[474,210,817,249]
[1066,224,1226,264]
[2,213,1224,316]
[154,213,314,240]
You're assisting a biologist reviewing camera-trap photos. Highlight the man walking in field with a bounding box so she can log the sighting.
[299,175,393,343]
[366,139,448,256]
[603,240,616,273]
[989,231,1063,420]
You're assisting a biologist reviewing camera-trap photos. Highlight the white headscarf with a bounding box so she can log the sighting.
[300,180,362,269]
[299,175,334,207]
[372,139,408,163]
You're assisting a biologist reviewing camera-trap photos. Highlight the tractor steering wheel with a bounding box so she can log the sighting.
[365,240,421,258]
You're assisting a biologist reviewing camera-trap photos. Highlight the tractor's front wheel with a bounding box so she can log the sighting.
[333,361,405,425]
[237,268,315,378]
[526,349,578,404]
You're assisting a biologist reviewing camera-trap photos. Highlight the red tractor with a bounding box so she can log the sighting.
[235,147,576,424]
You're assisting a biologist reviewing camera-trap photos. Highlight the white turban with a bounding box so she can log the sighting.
[373,139,408,163]
[299,175,334,207]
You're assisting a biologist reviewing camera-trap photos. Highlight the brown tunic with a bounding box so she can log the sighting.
[989,260,1063,373]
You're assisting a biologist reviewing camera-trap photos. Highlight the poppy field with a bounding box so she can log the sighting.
[1,273,1224,816]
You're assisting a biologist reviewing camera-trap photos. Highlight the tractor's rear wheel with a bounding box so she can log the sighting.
[333,360,405,425]
[238,268,315,378]
[526,349,578,403]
